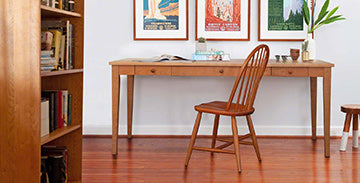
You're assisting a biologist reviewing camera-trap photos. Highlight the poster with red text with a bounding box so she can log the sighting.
[205,0,241,32]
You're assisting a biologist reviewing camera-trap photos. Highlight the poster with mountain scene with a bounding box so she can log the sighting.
[268,0,303,31]
[143,0,179,30]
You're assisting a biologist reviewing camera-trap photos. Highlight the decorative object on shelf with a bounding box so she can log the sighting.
[196,0,250,41]
[258,0,307,41]
[290,48,300,61]
[134,0,188,40]
[195,37,207,52]
[281,55,288,61]
[302,0,345,60]
[275,55,280,61]
[301,40,310,61]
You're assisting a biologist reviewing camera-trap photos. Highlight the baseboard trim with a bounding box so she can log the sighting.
[83,124,346,136]
[83,134,343,139]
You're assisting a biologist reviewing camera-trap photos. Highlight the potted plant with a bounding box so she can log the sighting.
[302,0,345,60]
[196,37,207,52]
[301,40,309,61]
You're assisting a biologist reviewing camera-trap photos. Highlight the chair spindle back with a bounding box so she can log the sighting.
[226,44,270,112]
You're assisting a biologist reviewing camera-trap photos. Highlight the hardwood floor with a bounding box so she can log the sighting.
[82,137,359,183]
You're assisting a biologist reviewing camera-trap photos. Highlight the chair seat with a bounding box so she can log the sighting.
[195,101,255,116]
[341,104,360,114]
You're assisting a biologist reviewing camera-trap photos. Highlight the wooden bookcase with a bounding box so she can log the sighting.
[40,1,84,183]
[0,0,83,182]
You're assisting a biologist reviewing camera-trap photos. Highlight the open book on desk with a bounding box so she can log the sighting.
[134,54,192,62]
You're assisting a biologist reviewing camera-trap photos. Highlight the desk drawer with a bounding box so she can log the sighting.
[272,68,308,77]
[135,66,171,75]
[172,66,239,76]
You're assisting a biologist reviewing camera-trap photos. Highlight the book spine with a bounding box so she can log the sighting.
[67,94,72,126]
[57,91,64,129]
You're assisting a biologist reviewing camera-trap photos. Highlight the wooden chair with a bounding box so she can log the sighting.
[184,44,270,173]
[339,104,360,151]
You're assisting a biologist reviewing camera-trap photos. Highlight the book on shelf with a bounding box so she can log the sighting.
[41,99,50,137]
[42,20,73,70]
[41,146,68,183]
[41,90,72,133]
[134,54,192,62]
[41,156,49,183]
[67,94,72,126]
[41,31,53,50]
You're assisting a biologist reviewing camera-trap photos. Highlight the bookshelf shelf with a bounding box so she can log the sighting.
[41,68,83,77]
[41,125,81,145]
[41,5,81,18]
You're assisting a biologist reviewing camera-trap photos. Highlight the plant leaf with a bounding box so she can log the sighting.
[326,6,339,19]
[310,16,345,32]
[314,0,329,26]
[303,0,310,26]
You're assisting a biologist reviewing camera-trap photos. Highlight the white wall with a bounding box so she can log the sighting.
[83,0,360,136]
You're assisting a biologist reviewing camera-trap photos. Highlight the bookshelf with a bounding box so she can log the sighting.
[0,0,83,182]
[40,1,84,183]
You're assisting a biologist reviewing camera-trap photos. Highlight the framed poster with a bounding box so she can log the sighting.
[134,0,188,40]
[258,0,307,41]
[196,0,250,41]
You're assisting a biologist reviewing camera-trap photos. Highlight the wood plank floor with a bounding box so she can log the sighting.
[82,137,359,183]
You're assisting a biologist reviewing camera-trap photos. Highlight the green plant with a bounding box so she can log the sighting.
[198,37,206,43]
[302,0,345,33]
[302,40,309,51]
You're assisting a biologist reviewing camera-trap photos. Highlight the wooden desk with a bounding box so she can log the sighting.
[109,59,334,157]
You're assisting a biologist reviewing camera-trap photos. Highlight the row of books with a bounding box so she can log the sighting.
[41,90,72,137]
[191,51,231,61]
[41,0,75,12]
[41,146,68,183]
[41,20,74,72]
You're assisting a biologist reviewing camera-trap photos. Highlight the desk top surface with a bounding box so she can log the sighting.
[109,59,334,68]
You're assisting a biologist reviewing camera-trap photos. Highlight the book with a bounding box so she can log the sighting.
[57,90,64,129]
[134,54,191,62]
[61,90,68,125]
[41,31,53,50]
[41,99,50,137]
[191,53,231,61]
[194,51,225,55]
[67,94,72,126]
[41,91,56,132]
[47,30,62,69]
[42,146,67,183]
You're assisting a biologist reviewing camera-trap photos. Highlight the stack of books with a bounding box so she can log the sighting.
[41,146,68,183]
[41,90,72,135]
[191,51,231,61]
[41,20,74,71]
[41,50,57,71]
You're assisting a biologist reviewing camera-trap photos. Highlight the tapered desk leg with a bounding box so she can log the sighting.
[127,75,134,139]
[323,68,331,158]
[112,67,120,155]
[310,77,317,141]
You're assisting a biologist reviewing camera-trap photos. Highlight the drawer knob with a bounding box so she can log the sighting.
[150,69,156,73]
[288,71,293,74]
[219,69,224,73]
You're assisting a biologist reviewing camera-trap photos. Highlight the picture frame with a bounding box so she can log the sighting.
[134,0,188,40]
[196,0,250,41]
[258,0,307,41]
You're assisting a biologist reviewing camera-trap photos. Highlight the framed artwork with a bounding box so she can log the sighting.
[196,0,250,41]
[134,0,188,40]
[258,0,307,41]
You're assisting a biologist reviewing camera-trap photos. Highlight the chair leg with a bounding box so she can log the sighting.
[246,115,261,162]
[340,113,352,151]
[211,114,220,156]
[353,114,359,148]
[231,116,241,173]
[185,112,203,168]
